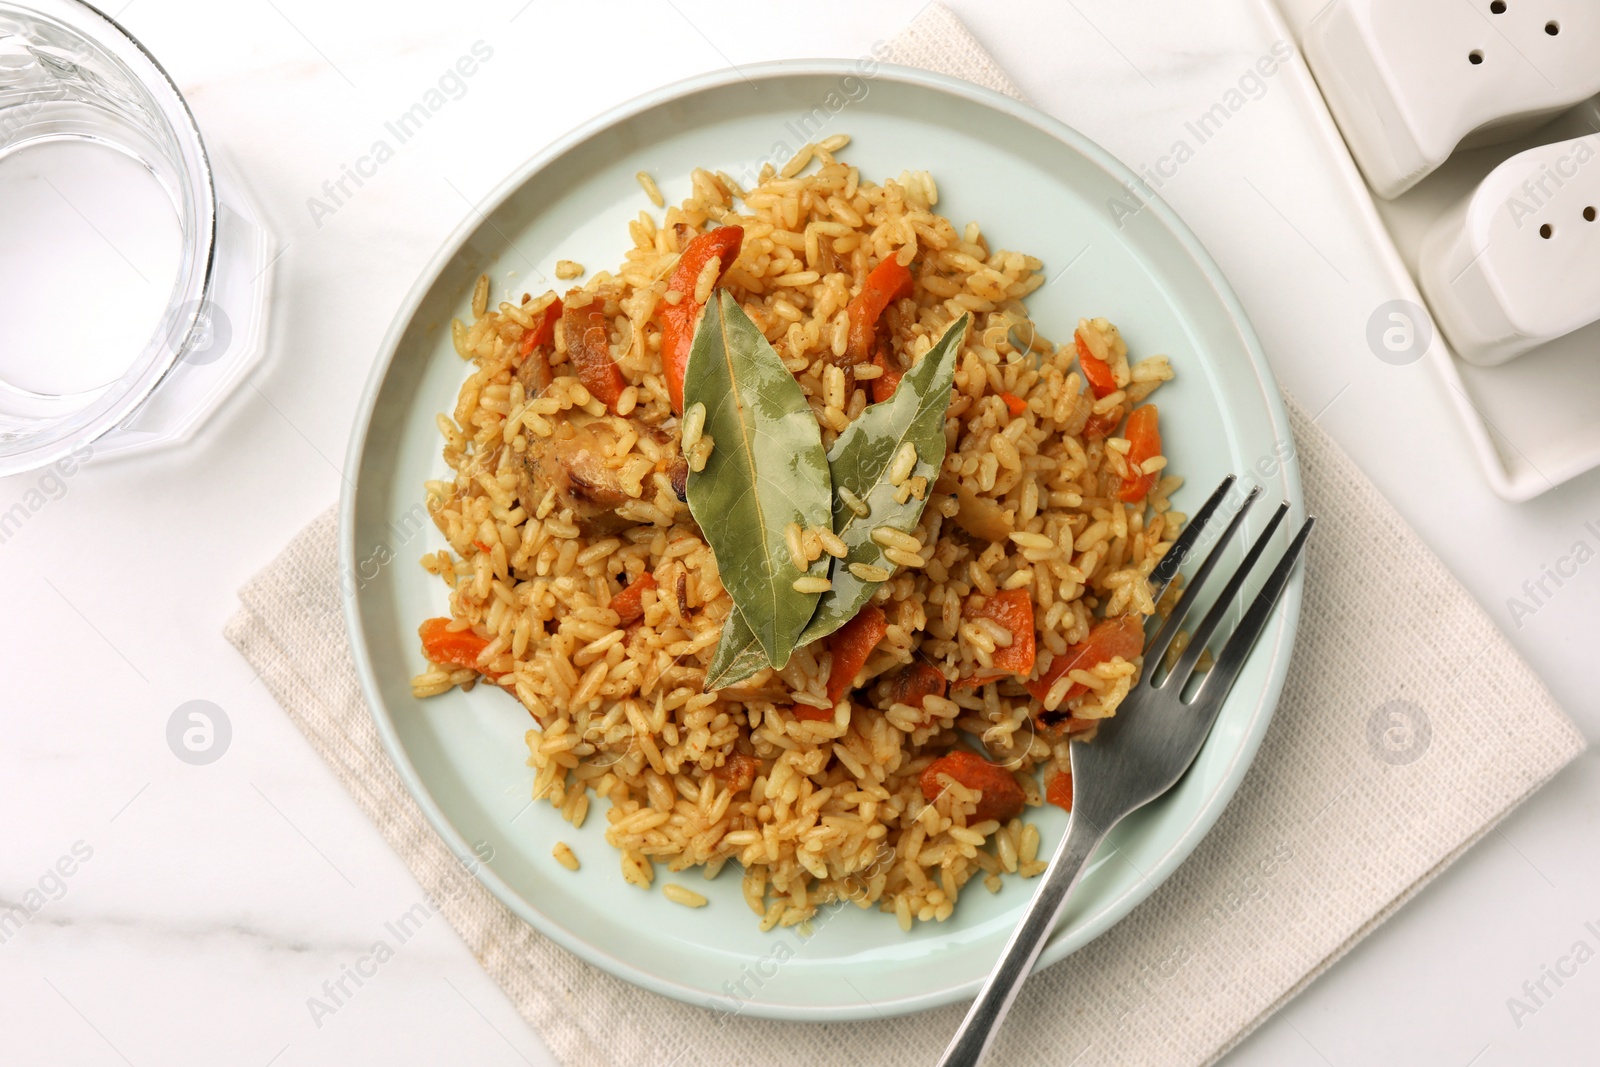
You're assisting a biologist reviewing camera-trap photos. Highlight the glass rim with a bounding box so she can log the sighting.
[0,0,217,477]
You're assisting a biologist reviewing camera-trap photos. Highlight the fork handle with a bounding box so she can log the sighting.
[935,811,1112,1067]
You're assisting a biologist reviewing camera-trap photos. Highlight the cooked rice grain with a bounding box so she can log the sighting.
[636,170,664,208]
[664,884,709,908]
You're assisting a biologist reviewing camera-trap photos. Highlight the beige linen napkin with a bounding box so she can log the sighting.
[226,7,1584,1064]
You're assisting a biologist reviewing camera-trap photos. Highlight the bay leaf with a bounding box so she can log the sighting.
[685,290,833,676]
[703,606,771,690]
[795,314,968,647]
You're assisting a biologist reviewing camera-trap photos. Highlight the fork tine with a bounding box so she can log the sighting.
[1168,502,1290,687]
[1194,516,1316,706]
[1147,475,1237,603]
[1144,484,1262,672]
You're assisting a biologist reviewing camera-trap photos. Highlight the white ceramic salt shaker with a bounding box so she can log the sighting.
[1419,133,1600,365]
[1304,0,1600,198]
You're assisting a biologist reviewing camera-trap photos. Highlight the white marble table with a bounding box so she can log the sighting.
[1,1,1595,1064]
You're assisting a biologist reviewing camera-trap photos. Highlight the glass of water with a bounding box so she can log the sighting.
[0,0,272,477]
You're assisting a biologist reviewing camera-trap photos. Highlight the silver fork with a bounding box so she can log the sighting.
[937,475,1315,1067]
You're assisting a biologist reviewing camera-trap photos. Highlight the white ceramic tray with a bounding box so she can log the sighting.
[1275,0,1600,501]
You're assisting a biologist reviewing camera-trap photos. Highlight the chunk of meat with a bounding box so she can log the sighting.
[919,750,1025,823]
[934,472,1013,542]
[516,355,549,400]
[713,752,760,794]
[881,661,947,715]
[515,412,665,532]
[1082,410,1120,441]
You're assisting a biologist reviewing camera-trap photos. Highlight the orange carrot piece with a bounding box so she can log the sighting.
[846,256,915,364]
[1046,770,1074,812]
[825,603,889,703]
[965,588,1036,681]
[659,226,744,413]
[998,391,1027,417]
[419,617,492,671]
[987,590,1036,676]
[517,295,563,360]
[919,750,1025,823]
[1074,328,1118,399]
[562,292,626,410]
[610,573,657,626]
[869,343,904,404]
[791,704,835,722]
[952,590,1037,690]
[1118,404,1162,503]
[1024,614,1146,705]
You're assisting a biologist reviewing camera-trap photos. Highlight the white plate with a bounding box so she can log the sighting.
[341,61,1303,1020]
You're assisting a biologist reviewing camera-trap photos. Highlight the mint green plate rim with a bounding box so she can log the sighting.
[341,60,1303,1022]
